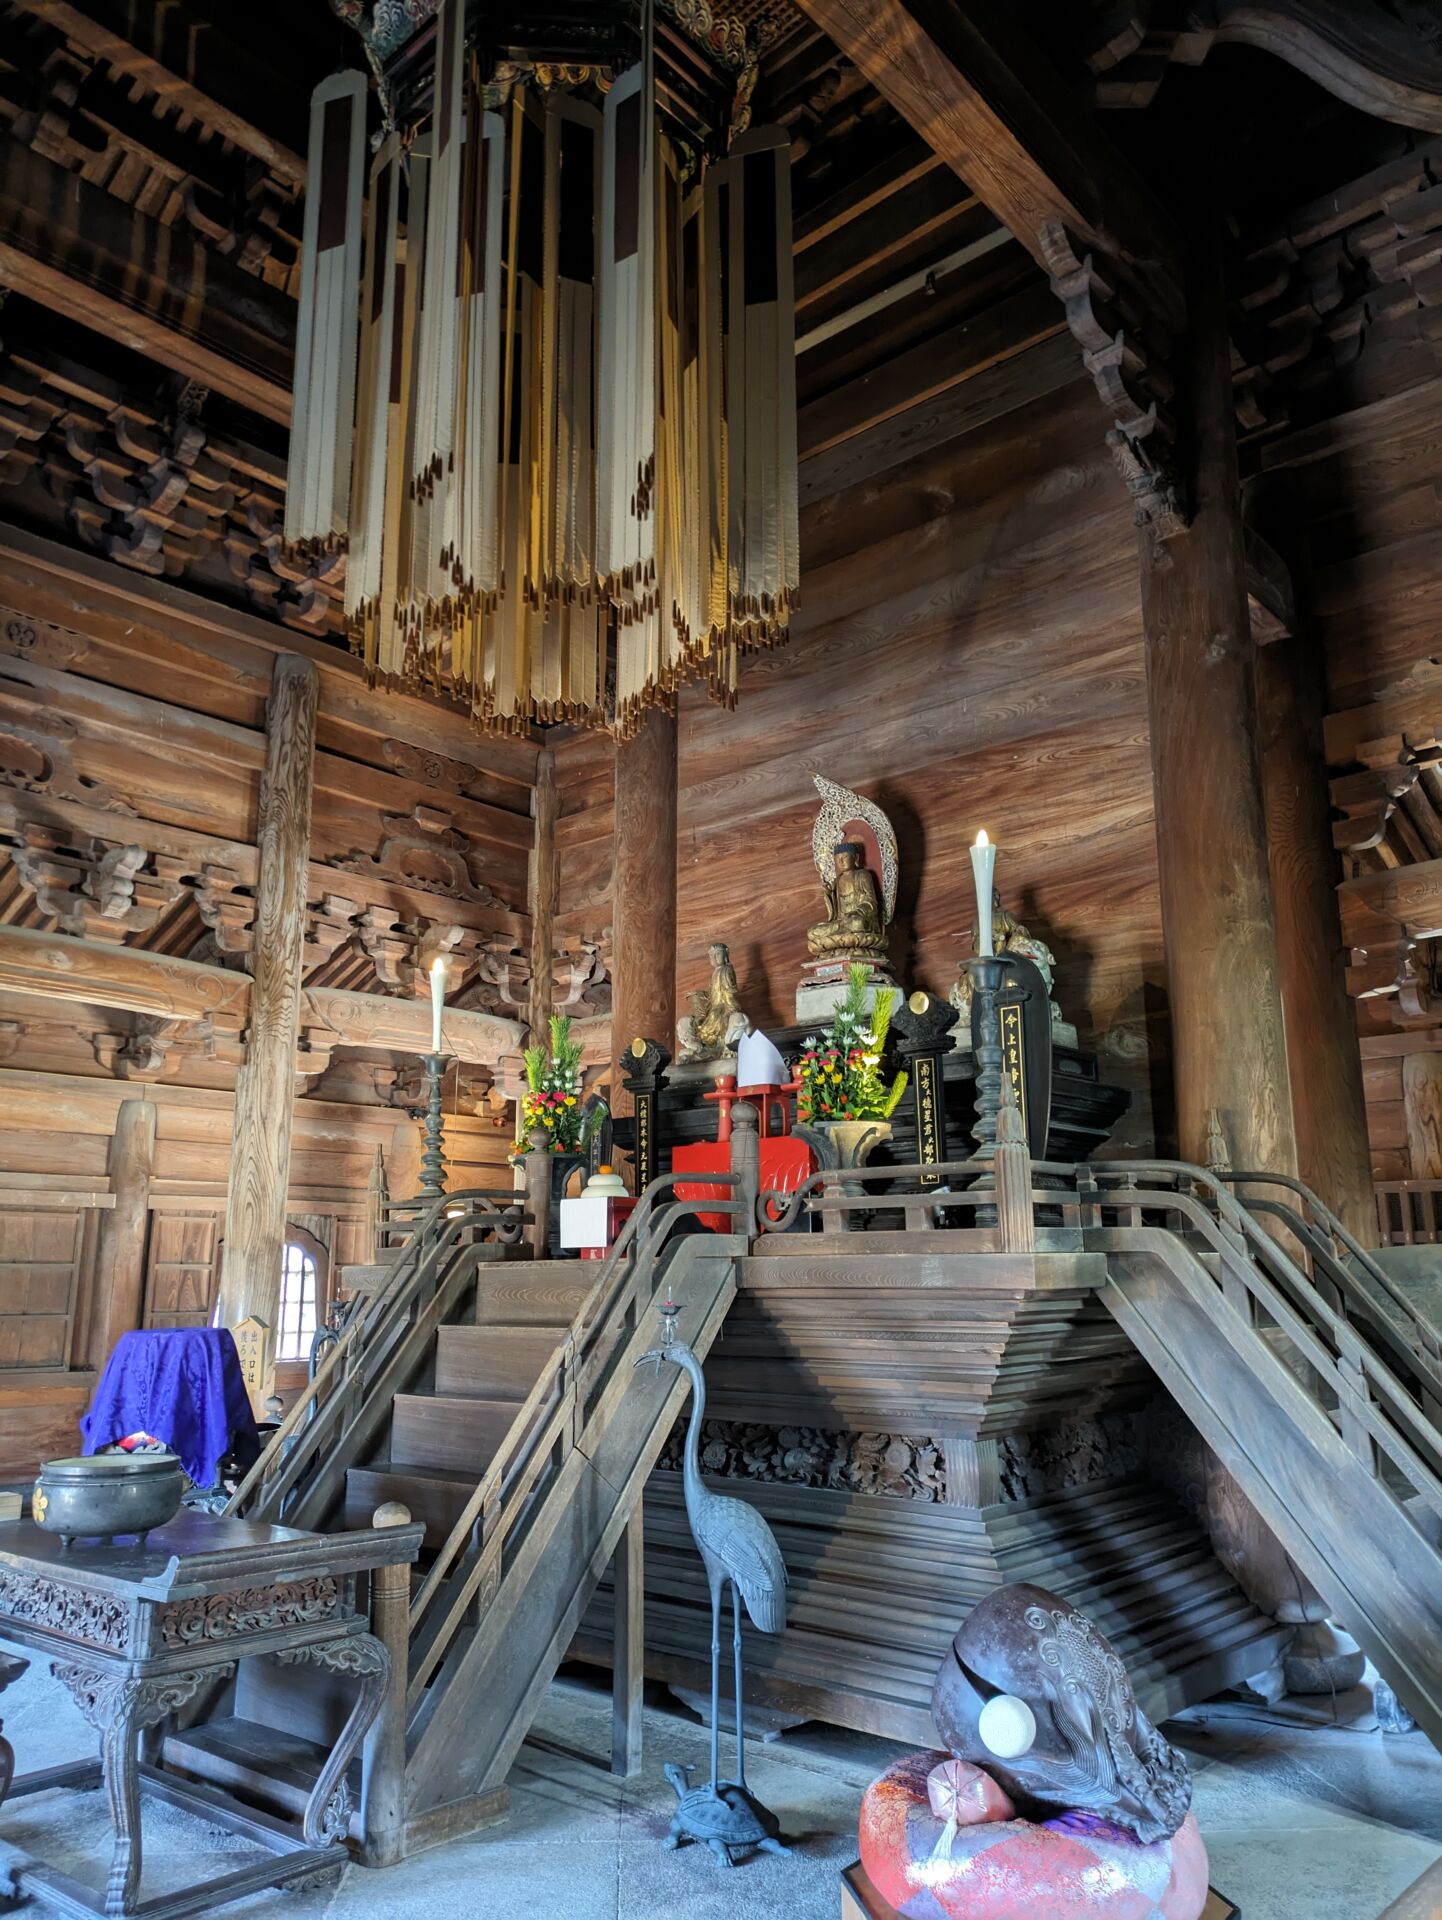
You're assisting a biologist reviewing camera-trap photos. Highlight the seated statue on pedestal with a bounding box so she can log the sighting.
[951,892,1077,1047]
[807,842,888,962]
[676,942,752,1068]
[796,775,901,1022]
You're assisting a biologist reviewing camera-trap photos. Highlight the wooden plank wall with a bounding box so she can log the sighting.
[1265,321,1442,1180]
[0,532,533,1477]
[566,365,1168,1153]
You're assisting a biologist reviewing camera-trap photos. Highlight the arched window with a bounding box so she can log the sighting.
[275,1241,321,1362]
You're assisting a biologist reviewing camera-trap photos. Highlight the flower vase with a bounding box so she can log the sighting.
[807,1117,893,1232]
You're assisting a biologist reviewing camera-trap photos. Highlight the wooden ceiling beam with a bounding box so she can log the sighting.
[8,0,309,185]
[789,0,1183,313]
[0,926,524,1061]
[0,132,294,425]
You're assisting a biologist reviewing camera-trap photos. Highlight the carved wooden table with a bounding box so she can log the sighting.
[0,1509,422,1919]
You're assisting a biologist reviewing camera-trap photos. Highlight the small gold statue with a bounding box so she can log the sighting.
[676,942,752,1065]
[806,841,889,961]
[951,893,1073,1041]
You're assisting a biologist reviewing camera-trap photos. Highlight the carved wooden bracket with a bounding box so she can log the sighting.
[10,823,187,940]
[336,803,499,906]
[302,891,361,974]
[195,862,256,956]
[358,906,422,991]
[1038,222,1187,539]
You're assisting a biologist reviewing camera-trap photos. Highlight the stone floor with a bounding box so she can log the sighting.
[0,1659,1438,1919]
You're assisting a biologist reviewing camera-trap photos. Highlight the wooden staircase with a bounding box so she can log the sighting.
[164,1118,1442,1865]
[165,1154,757,1858]
[1087,1165,1442,1745]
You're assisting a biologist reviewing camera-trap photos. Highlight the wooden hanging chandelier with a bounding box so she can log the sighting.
[285,0,798,737]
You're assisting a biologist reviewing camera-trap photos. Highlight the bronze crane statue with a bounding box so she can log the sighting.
[636,1294,790,1866]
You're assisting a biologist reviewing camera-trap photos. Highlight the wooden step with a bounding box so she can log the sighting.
[161,1717,358,1837]
[474,1269,593,1326]
[436,1324,564,1398]
[390,1392,526,1472]
[344,1463,479,1551]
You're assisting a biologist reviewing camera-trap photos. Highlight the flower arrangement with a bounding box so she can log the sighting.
[520,1014,604,1154]
[796,963,908,1125]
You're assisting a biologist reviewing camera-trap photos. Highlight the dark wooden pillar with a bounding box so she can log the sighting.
[217,653,318,1335]
[1139,222,1297,1182]
[1140,214,1313,1631]
[611,708,677,1116]
[1255,627,1376,1242]
[528,747,558,1048]
[92,1097,156,1365]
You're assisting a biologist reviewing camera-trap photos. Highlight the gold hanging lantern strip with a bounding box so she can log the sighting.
[286,16,797,736]
[285,70,368,551]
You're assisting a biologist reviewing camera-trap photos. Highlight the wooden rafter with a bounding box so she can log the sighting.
[8,0,310,183]
[0,133,294,425]
[788,0,1183,315]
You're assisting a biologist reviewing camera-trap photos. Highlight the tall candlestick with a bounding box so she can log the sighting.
[970,830,997,957]
[429,954,446,1054]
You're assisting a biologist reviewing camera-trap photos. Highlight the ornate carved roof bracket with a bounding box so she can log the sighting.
[1086,0,1442,135]
[1039,220,1188,540]
[1233,135,1442,440]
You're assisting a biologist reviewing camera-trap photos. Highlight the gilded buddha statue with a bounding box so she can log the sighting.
[675,941,752,1068]
[806,841,889,962]
[796,775,901,1021]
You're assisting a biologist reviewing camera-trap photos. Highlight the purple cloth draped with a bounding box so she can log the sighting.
[80,1329,259,1489]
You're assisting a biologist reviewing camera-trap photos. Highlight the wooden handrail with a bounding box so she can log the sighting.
[223,1189,525,1518]
[404,1176,747,1709]
[1085,1178,1442,1524]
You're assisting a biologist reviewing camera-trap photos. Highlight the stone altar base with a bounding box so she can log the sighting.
[666,1053,737,1087]
[796,960,899,1026]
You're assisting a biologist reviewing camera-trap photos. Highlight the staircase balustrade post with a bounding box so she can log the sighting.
[610,1502,645,1777]
[729,1100,760,1241]
[994,1078,1035,1252]
[362,1501,413,1867]
[523,1126,552,1260]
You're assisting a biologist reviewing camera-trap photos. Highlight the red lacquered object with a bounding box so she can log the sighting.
[673,1075,816,1231]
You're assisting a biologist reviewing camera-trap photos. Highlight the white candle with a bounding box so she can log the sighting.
[970,830,997,957]
[429,955,446,1054]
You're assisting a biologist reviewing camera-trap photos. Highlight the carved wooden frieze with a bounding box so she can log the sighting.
[0,610,85,672]
[336,804,498,905]
[300,983,524,1065]
[156,1575,340,1649]
[657,1417,949,1501]
[0,668,136,814]
[380,738,480,794]
[0,1567,131,1649]
[52,1659,221,1732]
